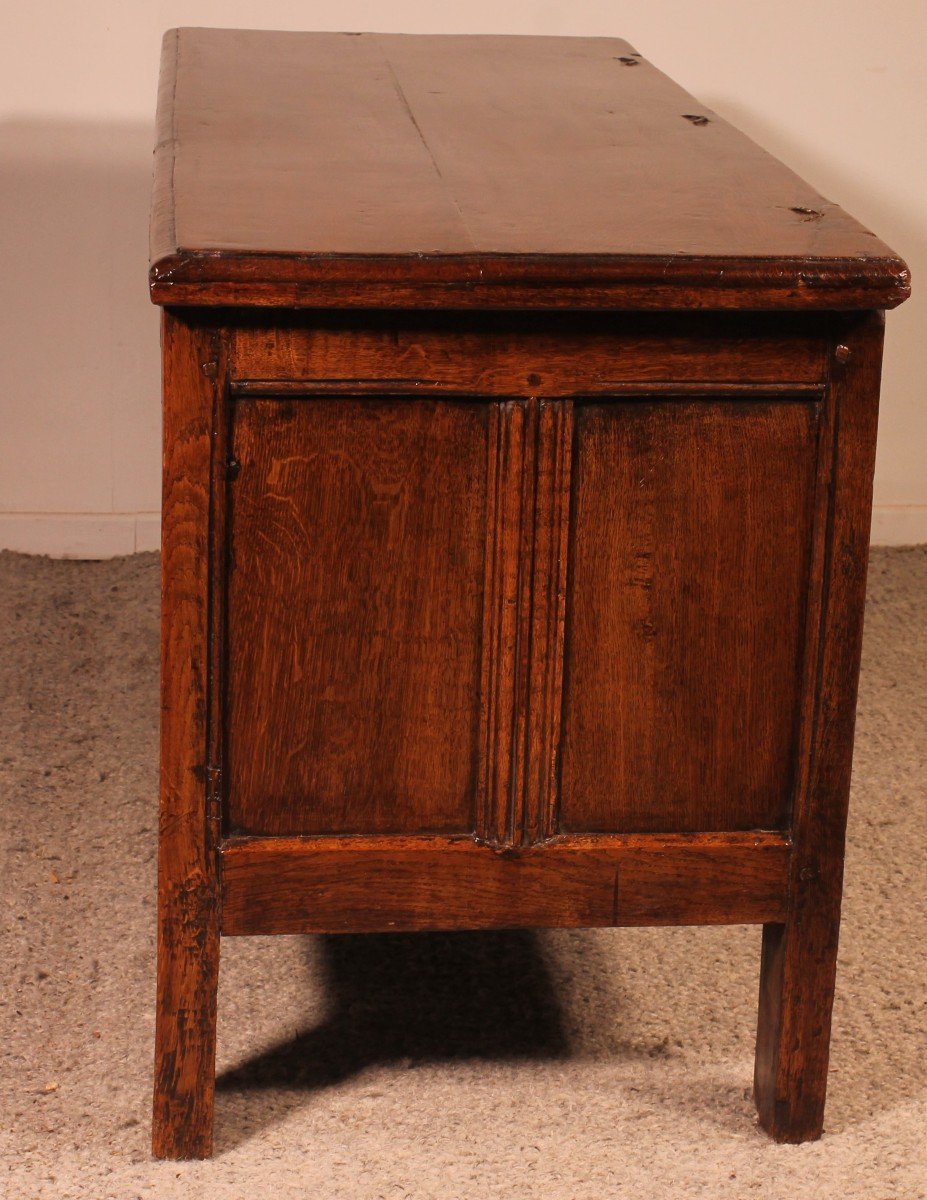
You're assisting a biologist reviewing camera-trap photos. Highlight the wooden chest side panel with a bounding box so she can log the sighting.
[225,397,488,835]
[560,400,819,834]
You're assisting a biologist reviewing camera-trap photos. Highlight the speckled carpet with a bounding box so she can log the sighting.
[1,547,925,1199]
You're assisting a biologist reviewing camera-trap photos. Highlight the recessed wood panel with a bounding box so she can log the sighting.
[560,400,819,834]
[225,397,488,835]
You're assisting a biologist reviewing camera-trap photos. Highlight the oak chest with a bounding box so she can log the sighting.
[149,28,910,1157]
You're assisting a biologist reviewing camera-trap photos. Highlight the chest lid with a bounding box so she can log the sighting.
[150,28,909,310]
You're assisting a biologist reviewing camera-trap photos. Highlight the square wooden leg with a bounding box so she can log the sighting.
[152,894,220,1158]
[754,917,840,1142]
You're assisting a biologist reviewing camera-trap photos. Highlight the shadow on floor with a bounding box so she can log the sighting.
[215,929,568,1149]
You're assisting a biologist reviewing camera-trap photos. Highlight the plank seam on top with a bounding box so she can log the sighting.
[376,34,478,254]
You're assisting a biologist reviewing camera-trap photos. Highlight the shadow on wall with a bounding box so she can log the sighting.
[0,119,160,518]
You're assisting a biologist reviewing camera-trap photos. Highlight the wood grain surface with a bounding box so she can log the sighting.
[754,312,886,1142]
[152,313,223,1160]
[560,399,819,833]
[225,397,487,836]
[149,29,909,309]
[219,832,791,934]
[230,312,830,393]
[476,399,573,847]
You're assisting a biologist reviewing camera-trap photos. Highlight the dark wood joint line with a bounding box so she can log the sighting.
[227,378,828,401]
[206,329,231,880]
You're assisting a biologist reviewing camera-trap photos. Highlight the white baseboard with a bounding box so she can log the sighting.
[0,507,924,559]
[869,506,927,546]
[0,513,159,558]
[134,514,162,553]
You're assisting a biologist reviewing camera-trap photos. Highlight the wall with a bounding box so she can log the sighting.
[1,1,923,556]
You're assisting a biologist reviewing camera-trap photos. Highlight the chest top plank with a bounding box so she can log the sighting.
[149,28,909,310]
